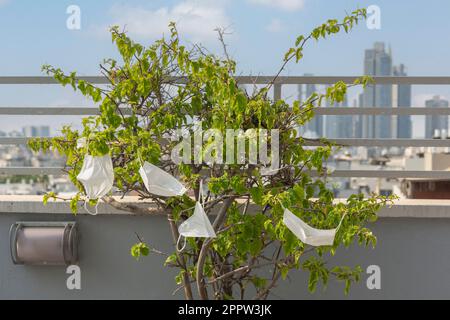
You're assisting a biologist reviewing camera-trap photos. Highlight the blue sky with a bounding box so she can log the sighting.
[1,0,450,136]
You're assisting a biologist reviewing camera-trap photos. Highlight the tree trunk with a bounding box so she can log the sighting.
[196,198,234,300]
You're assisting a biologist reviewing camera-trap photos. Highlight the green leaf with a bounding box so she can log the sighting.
[130,242,150,260]
[250,186,264,205]
[308,271,319,293]
[284,48,295,61]
[344,280,351,295]
[281,266,289,280]
[295,35,305,47]
[295,48,304,62]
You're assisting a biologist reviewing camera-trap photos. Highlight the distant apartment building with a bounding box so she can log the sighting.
[402,152,450,199]
[425,95,449,138]
[393,64,412,138]
[22,126,51,137]
[8,130,24,137]
[361,42,393,139]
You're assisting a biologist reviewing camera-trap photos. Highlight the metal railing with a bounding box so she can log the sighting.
[1,76,450,179]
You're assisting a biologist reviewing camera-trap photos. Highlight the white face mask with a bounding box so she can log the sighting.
[177,180,216,251]
[139,161,187,197]
[77,154,114,215]
[283,208,345,247]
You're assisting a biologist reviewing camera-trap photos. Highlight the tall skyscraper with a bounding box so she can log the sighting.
[361,42,392,139]
[425,96,449,138]
[394,64,412,138]
[355,93,364,138]
[297,73,322,137]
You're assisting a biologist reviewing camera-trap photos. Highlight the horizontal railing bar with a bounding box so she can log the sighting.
[3,137,448,148]
[0,76,107,84]
[0,137,31,144]
[312,170,450,179]
[0,167,65,175]
[1,107,450,116]
[1,167,450,179]
[3,137,449,147]
[2,76,450,85]
[305,139,450,147]
[237,76,450,85]
[0,107,103,115]
[314,107,450,115]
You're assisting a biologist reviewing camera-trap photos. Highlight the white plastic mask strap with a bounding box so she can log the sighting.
[84,198,99,216]
[335,212,348,231]
[176,234,187,252]
[199,179,204,206]
[270,166,282,173]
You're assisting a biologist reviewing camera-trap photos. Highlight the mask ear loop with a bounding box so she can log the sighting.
[199,179,204,206]
[176,234,187,252]
[84,198,99,216]
[335,212,348,232]
[261,165,282,175]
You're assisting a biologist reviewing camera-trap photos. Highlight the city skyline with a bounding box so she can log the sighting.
[0,125,51,138]
[0,1,450,137]
[293,40,450,140]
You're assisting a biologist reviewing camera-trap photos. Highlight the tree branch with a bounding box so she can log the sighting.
[103,196,168,215]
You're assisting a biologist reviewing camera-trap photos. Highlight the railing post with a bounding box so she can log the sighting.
[391,84,398,139]
[274,83,282,101]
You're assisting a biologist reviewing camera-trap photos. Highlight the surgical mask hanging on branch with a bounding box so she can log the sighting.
[283,207,347,247]
[177,180,216,251]
[139,161,187,197]
[76,153,115,215]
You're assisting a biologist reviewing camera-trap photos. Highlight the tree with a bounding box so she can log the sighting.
[29,8,396,300]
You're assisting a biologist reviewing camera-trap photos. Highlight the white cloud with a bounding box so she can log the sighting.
[266,18,284,33]
[106,0,230,42]
[0,0,10,7]
[248,0,304,11]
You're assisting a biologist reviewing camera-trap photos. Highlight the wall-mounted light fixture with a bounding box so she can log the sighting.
[10,222,78,266]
